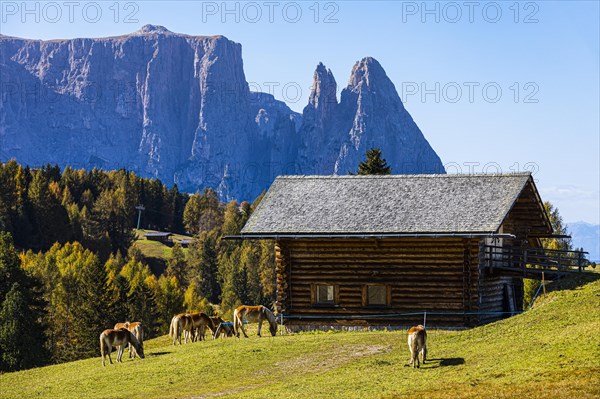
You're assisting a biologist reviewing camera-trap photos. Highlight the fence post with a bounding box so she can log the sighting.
[423,312,427,329]
[542,272,546,296]
[578,251,583,272]
[280,311,284,336]
[523,248,528,277]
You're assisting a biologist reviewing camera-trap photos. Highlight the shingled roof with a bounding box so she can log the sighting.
[241,173,542,237]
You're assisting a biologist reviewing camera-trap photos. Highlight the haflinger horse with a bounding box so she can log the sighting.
[213,320,235,339]
[169,313,194,345]
[233,305,278,338]
[100,328,145,366]
[407,325,427,368]
[188,312,216,342]
[196,316,226,341]
[114,321,144,358]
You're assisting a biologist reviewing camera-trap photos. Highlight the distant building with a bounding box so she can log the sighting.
[178,239,193,248]
[240,173,585,330]
[144,232,173,244]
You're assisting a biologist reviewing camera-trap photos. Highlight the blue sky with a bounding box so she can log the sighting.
[1,1,599,224]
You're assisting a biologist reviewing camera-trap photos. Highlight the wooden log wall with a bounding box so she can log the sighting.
[277,237,481,327]
[478,274,524,324]
[274,241,289,315]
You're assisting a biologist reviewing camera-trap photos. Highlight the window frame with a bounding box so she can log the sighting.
[311,284,339,307]
[362,284,391,308]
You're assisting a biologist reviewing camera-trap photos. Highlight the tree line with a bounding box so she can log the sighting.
[0,160,276,371]
[0,161,187,257]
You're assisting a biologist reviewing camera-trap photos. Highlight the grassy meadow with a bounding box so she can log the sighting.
[131,229,192,273]
[0,276,598,399]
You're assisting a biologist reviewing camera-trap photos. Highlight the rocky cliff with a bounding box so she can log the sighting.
[0,25,444,201]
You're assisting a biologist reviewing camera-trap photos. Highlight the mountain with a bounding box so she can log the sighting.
[299,58,444,175]
[567,222,600,262]
[0,25,444,201]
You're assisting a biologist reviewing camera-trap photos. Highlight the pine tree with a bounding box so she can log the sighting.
[183,189,223,234]
[354,148,392,175]
[188,231,220,303]
[0,284,37,371]
[258,240,276,302]
[222,201,243,236]
[28,171,70,249]
[166,242,188,288]
[74,251,114,357]
[0,233,48,371]
[155,275,184,334]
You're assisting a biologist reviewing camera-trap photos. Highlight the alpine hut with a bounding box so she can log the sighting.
[239,173,584,329]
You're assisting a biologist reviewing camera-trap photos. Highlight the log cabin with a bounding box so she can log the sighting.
[239,173,584,329]
[144,231,173,244]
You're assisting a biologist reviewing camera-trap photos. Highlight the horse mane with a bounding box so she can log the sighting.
[126,329,142,351]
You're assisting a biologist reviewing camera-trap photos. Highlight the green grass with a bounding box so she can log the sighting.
[1,277,599,399]
[132,230,192,273]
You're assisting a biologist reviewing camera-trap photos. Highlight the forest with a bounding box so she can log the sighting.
[0,160,274,371]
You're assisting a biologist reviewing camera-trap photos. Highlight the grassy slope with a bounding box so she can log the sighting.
[132,230,191,274]
[1,278,599,399]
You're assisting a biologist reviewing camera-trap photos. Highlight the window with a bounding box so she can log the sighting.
[363,284,390,306]
[312,284,337,306]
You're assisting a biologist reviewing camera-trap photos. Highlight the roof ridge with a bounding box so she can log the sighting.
[276,173,532,179]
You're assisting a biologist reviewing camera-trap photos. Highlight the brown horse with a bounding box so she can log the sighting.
[100,328,144,366]
[169,313,193,345]
[194,316,225,341]
[188,312,217,342]
[114,322,144,358]
[213,320,235,339]
[407,325,427,368]
[233,305,278,338]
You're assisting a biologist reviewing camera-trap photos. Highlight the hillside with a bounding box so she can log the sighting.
[1,277,598,399]
[132,229,192,274]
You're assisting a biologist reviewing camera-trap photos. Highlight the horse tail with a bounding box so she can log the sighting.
[169,316,175,338]
[100,333,105,355]
[173,316,181,344]
[411,333,419,366]
[233,307,242,337]
[100,332,107,366]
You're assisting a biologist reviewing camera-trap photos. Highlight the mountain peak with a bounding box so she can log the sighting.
[136,25,172,35]
[347,56,396,96]
[309,62,337,110]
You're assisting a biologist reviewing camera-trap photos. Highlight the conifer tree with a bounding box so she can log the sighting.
[156,275,184,334]
[166,243,188,288]
[354,148,392,175]
[188,231,220,303]
[0,233,48,371]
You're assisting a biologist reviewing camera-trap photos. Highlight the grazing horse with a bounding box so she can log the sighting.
[169,313,193,345]
[213,320,235,339]
[188,312,217,342]
[233,305,278,338]
[100,328,145,366]
[114,322,144,358]
[407,325,427,368]
[195,316,225,341]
